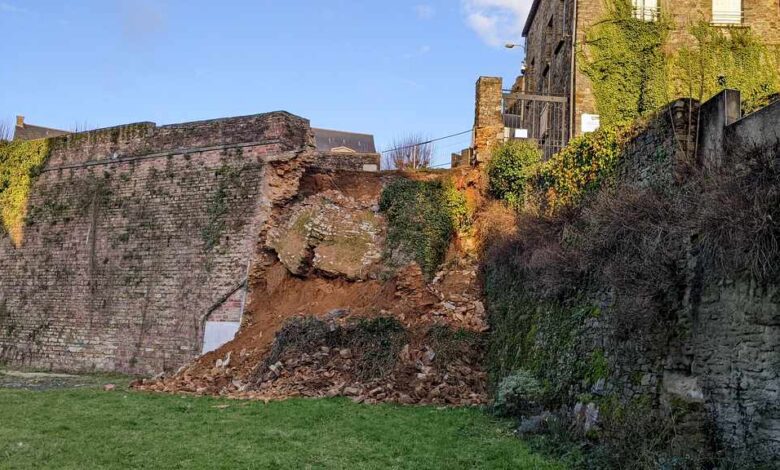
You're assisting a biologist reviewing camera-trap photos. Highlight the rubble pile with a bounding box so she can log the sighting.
[134,171,490,406]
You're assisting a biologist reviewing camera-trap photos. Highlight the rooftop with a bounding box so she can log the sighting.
[312,128,377,154]
[12,116,68,141]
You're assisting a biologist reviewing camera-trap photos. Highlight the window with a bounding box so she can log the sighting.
[632,0,659,21]
[712,0,743,25]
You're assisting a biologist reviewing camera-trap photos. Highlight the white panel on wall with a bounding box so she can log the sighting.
[582,114,601,133]
[202,321,240,354]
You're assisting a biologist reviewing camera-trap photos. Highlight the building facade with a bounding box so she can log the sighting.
[519,0,780,138]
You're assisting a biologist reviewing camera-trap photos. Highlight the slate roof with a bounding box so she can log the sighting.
[312,128,377,154]
[13,123,69,141]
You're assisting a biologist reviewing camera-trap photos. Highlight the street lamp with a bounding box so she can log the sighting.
[505,43,525,50]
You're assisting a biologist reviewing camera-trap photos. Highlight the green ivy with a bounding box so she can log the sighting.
[0,138,51,246]
[379,178,456,279]
[579,0,671,126]
[442,178,473,232]
[581,1,780,123]
[201,164,242,252]
[672,22,780,113]
[486,140,542,208]
[532,125,628,212]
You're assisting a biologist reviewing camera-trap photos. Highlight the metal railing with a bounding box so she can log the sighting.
[502,91,569,160]
[711,10,743,26]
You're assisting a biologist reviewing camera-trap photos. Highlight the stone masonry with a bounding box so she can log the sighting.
[580,92,780,463]
[0,112,316,375]
[521,0,780,136]
[472,77,504,164]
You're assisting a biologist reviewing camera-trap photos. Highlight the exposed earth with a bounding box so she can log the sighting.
[134,170,491,407]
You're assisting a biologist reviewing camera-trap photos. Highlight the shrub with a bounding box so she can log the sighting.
[532,126,627,213]
[442,178,473,233]
[332,317,407,380]
[493,369,544,417]
[379,178,456,278]
[486,140,542,208]
[0,139,51,247]
[696,144,780,283]
[426,325,483,365]
[257,316,407,382]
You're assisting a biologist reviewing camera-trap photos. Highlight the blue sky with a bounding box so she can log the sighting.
[0,1,528,166]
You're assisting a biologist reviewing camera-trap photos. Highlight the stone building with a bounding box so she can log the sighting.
[518,0,780,139]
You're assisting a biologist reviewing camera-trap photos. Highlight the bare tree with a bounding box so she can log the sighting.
[383,133,434,170]
[0,120,11,142]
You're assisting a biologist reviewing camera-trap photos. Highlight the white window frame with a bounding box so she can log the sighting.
[632,0,659,22]
[712,0,743,25]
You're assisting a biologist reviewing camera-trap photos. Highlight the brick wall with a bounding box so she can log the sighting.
[0,112,315,375]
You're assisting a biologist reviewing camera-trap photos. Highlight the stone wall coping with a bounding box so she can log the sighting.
[40,139,290,173]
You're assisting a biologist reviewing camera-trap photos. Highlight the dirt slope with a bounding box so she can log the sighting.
[134,170,489,406]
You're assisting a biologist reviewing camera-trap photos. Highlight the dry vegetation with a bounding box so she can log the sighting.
[480,129,780,468]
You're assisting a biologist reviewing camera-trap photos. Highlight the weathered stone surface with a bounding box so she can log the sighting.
[0,112,316,375]
[267,190,383,280]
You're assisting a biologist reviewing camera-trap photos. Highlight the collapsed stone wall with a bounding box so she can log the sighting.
[0,112,315,375]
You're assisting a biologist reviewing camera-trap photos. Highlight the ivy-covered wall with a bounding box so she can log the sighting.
[0,112,315,374]
[482,94,780,466]
[574,0,780,130]
[0,139,51,247]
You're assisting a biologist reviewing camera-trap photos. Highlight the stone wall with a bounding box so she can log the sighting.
[315,152,380,172]
[0,112,315,375]
[521,0,780,136]
[580,92,779,463]
[472,77,503,164]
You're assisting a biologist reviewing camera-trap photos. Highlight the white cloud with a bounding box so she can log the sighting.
[0,2,28,14]
[462,0,529,47]
[415,4,436,20]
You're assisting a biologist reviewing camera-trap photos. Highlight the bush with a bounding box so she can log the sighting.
[379,178,456,278]
[486,140,542,208]
[532,126,627,213]
[442,178,473,233]
[493,370,544,417]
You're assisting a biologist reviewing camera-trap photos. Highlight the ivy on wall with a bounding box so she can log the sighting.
[579,0,671,126]
[0,139,51,247]
[379,177,469,279]
[487,126,630,214]
[672,23,780,113]
[581,0,780,122]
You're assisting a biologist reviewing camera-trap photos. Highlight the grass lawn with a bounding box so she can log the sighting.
[0,388,562,469]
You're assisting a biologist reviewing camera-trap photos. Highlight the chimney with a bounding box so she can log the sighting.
[16,115,24,128]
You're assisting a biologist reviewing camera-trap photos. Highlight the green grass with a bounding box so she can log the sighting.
[0,389,562,469]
